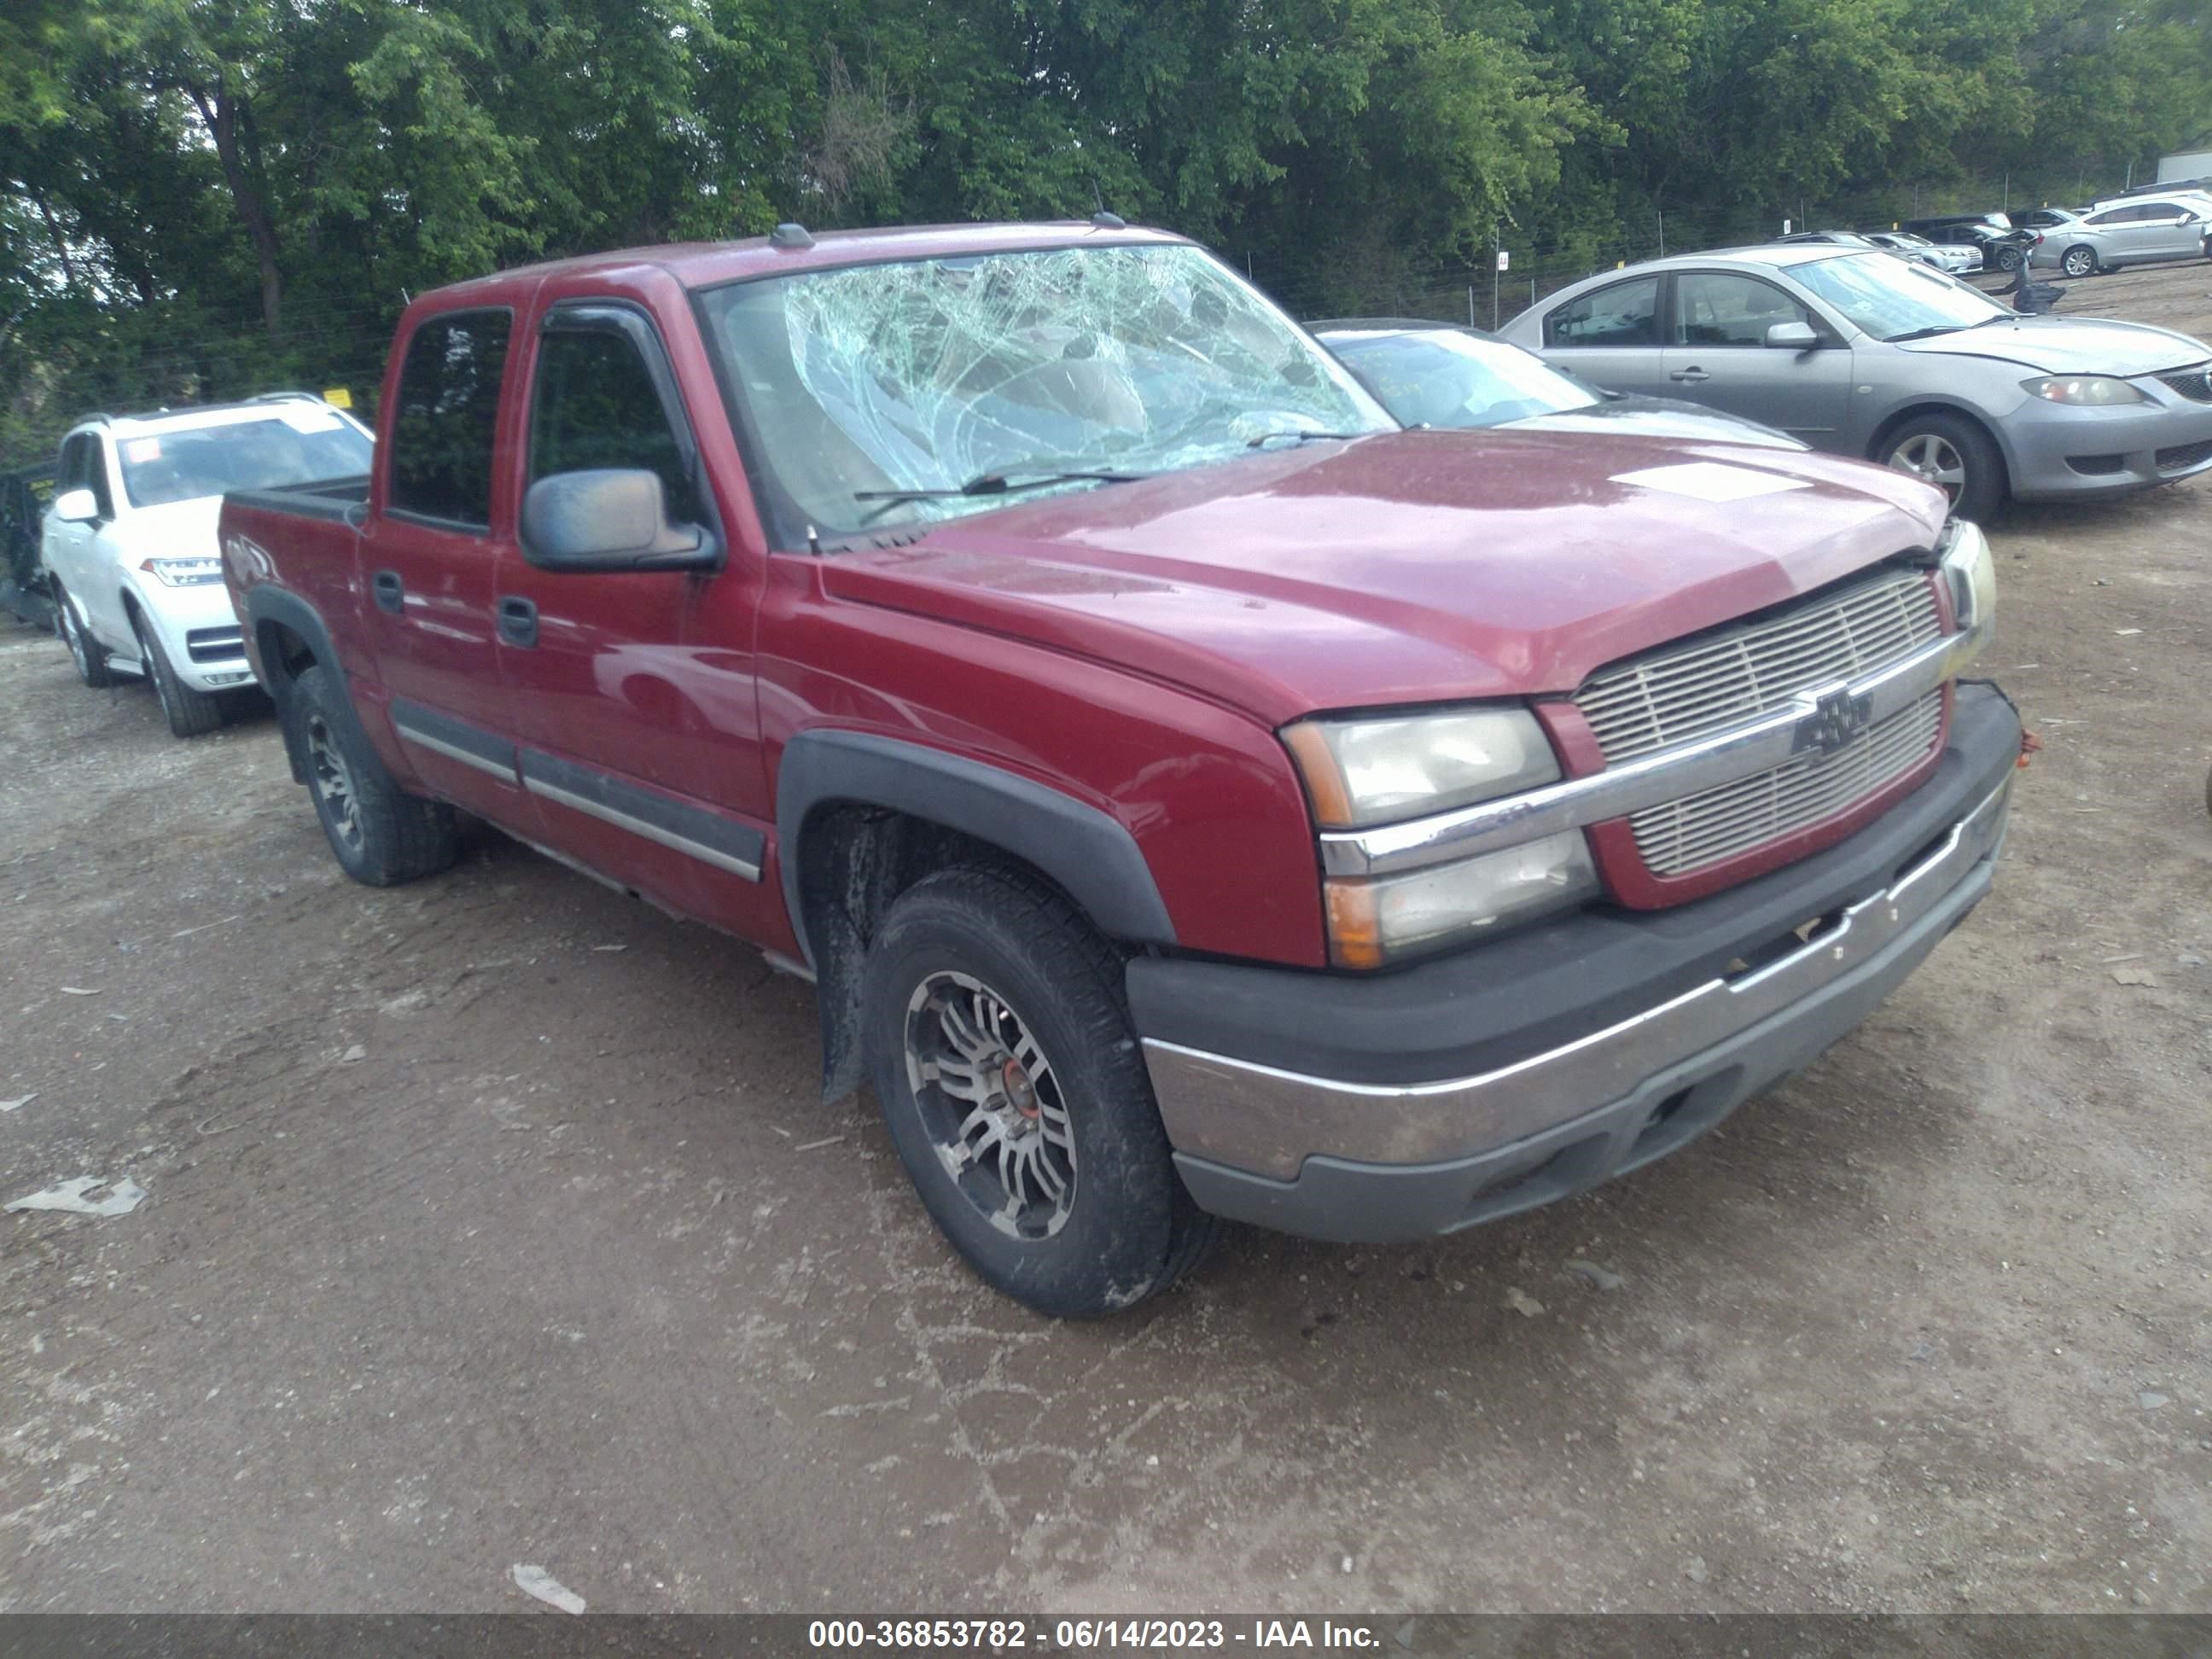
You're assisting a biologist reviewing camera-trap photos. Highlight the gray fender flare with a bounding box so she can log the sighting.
[774,729,1177,969]
[239,585,358,786]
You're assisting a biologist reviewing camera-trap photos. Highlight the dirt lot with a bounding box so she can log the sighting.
[2,259,2209,1617]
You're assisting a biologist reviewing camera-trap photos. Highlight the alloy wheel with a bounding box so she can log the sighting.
[2063,247,2095,278]
[1887,433,1966,502]
[902,969,1077,1238]
[305,713,364,851]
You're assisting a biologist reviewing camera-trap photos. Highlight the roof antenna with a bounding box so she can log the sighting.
[1090,181,1124,231]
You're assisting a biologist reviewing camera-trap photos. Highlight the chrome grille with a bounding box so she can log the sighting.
[1575,568,1942,762]
[1627,690,1944,877]
[2156,364,2212,404]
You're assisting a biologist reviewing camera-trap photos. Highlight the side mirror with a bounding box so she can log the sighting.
[1765,321,1820,351]
[520,469,719,573]
[51,487,98,523]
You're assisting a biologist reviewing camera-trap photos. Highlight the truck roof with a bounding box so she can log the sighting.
[428,220,1195,305]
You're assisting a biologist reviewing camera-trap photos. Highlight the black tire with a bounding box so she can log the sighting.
[859,867,1219,1317]
[286,663,459,885]
[1878,410,2006,525]
[132,612,224,738]
[2059,244,2098,279]
[55,587,114,688]
[1994,244,2024,273]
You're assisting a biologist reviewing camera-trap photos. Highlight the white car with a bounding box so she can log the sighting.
[43,395,373,736]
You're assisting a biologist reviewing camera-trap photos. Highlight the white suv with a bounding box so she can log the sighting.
[44,395,373,736]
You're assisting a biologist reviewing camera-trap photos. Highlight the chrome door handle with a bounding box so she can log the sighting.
[1670,367,1710,384]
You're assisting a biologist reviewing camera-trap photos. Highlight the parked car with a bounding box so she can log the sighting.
[1499,242,2212,521]
[1312,317,1803,447]
[1900,214,2037,272]
[44,394,373,735]
[1861,230,1982,275]
[1776,230,1878,249]
[223,220,2018,1316]
[2034,196,2212,277]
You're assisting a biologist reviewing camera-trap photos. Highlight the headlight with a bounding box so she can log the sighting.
[1281,707,1560,829]
[1935,517,1996,667]
[140,556,224,587]
[1323,831,1598,969]
[2022,375,2145,406]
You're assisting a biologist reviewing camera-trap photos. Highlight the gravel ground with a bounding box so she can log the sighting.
[1,259,2208,1616]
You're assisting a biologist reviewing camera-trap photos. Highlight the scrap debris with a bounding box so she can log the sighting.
[0,1093,36,1114]
[8,1177,147,1216]
[510,1563,585,1614]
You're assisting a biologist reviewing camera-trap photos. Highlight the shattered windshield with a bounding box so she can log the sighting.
[696,242,1394,543]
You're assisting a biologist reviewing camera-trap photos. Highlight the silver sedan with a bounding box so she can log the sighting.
[1496,244,2212,521]
[2029,198,2212,278]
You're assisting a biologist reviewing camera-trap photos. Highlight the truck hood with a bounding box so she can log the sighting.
[820,430,1948,725]
[1897,315,2208,376]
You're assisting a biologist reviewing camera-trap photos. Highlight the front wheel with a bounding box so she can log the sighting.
[1994,245,2024,273]
[133,614,224,738]
[55,589,114,688]
[2060,245,2098,279]
[285,664,459,885]
[1880,412,2005,525]
[859,868,1218,1317]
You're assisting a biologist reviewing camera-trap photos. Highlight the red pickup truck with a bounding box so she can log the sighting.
[220,220,2017,1315]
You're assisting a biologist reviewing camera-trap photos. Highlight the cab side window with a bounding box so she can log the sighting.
[1544,276,1661,349]
[527,323,701,523]
[388,311,512,527]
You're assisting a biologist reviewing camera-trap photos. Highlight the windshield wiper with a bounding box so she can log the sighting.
[853,467,1146,513]
[1245,428,1368,448]
[1884,325,1970,343]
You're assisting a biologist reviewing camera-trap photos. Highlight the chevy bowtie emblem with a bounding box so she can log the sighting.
[1797,687,1874,754]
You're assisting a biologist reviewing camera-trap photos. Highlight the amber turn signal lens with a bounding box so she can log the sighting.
[1281,721,1354,828]
[1323,878,1384,970]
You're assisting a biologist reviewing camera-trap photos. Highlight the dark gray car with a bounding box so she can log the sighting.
[1498,244,2212,520]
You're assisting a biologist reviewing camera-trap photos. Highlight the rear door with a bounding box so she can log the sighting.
[496,297,775,928]
[359,306,533,823]
[1536,274,1670,398]
[1659,270,1854,444]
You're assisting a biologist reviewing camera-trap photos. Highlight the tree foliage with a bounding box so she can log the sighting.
[5,0,2209,462]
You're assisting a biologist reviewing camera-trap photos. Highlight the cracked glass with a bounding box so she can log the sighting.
[697,242,1393,544]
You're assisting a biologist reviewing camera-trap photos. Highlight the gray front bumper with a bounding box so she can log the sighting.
[1148,772,2012,1244]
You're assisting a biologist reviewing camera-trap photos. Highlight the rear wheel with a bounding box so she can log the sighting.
[286,664,459,885]
[133,612,224,738]
[2060,244,2098,279]
[1880,411,2005,524]
[859,868,1218,1316]
[55,588,114,688]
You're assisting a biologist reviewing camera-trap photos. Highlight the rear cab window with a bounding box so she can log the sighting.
[387,311,514,527]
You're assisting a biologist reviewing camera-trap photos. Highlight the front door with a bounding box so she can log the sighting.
[1662,270,1855,445]
[361,306,533,825]
[497,298,775,935]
